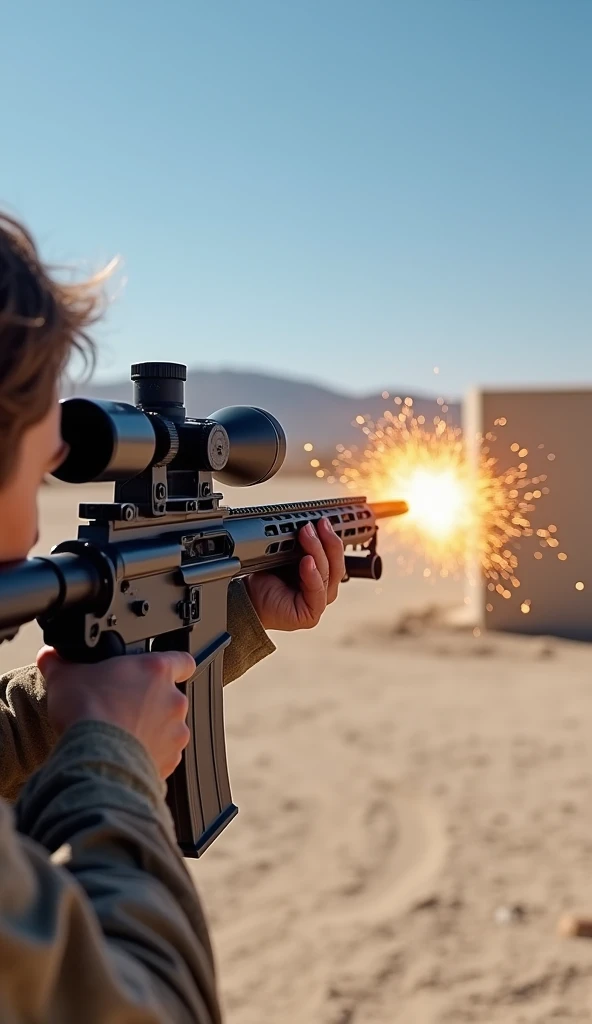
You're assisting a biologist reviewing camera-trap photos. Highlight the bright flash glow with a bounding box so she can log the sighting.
[396,468,467,539]
[310,398,566,607]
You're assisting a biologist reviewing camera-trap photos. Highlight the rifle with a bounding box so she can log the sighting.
[0,362,407,857]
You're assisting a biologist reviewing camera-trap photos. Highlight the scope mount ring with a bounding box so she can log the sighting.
[145,413,180,468]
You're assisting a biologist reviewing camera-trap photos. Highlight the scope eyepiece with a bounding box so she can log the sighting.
[54,399,158,483]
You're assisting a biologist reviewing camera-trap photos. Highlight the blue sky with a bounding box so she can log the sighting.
[1,0,590,398]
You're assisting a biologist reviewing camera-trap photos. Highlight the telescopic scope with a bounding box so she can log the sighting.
[54,362,287,487]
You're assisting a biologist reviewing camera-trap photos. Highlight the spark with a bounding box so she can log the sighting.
[310,398,564,606]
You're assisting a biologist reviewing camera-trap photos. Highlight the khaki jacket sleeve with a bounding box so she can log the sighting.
[0,720,221,1024]
[0,662,56,802]
[0,578,275,802]
[225,578,275,685]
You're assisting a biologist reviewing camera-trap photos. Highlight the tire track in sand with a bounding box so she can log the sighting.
[317,784,448,925]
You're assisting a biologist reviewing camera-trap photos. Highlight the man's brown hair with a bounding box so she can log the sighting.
[0,213,113,485]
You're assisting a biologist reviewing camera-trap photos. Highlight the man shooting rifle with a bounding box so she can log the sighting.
[0,213,406,1022]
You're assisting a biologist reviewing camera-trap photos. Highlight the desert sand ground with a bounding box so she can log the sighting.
[3,476,592,1023]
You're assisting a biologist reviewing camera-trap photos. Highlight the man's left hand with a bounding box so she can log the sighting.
[245,517,346,631]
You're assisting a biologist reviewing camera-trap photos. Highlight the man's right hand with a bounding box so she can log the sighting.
[37,648,195,780]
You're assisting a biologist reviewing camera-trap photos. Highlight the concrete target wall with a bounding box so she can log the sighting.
[464,388,592,641]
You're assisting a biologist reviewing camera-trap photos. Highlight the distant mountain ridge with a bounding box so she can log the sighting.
[72,366,461,472]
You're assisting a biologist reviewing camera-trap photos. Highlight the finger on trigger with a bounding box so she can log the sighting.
[173,651,196,683]
[157,650,196,684]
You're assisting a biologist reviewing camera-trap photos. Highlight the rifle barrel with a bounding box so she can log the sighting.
[369,500,409,520]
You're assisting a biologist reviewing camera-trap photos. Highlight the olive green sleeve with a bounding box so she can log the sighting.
[0,578,275,801]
